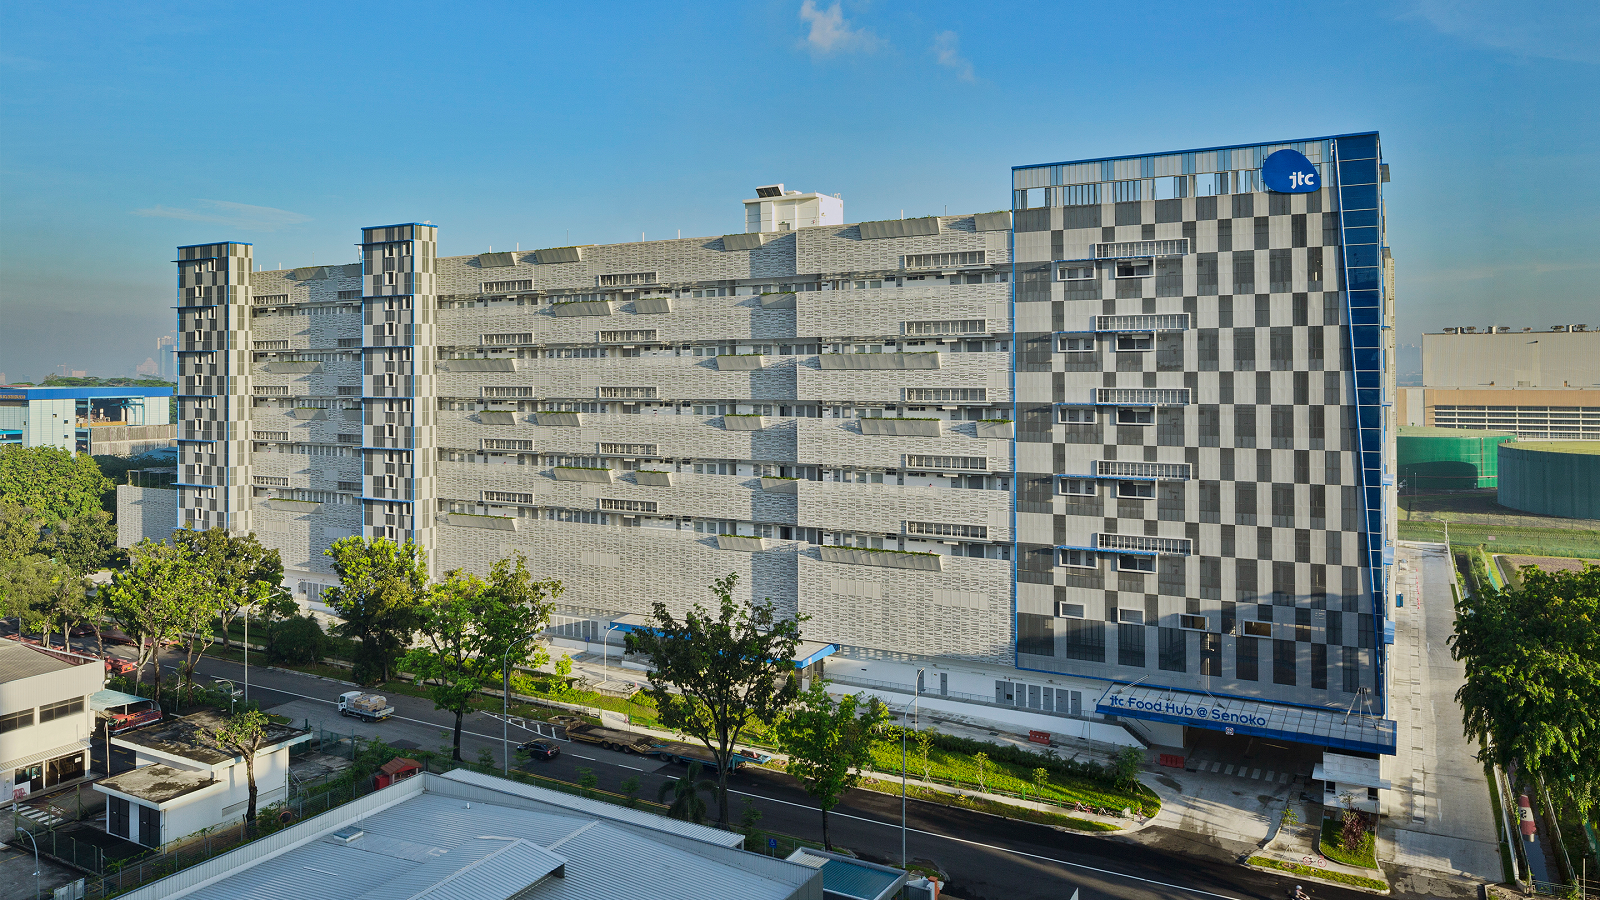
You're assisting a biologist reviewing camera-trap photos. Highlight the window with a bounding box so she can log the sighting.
[1118,608,1145,625]
[483,491,534,504]
[1057,264,1095,281]
[0,708,34,733]
[600,498,658,514]
[598,386,656,399]
[1059,478,1095,496]
[39,697,85,722]
[598,272,656,286]
[1243,621,1273,637]
[1115,334,1153,351]
[904,251,985,268]
[905,319,986,336]
[482,332,534,345]
[338,290,361,300]
[1059,336,1095,351]
[482,439,533,451]
[599,329,658,343]
[483,387,533,398]
[904,388,986,403]
[1057,602,1086,617]
[599,443,658,456]
[1114,261,1153,278]
[1180,615,1207,631]
[1116,408,1154,425]
[1117,555,1155,572]
[1116,481,1154,499]
[1159,628,1187,672]
[906,521,988,539]
[905,455,985,470]
[1060,549,1096,568]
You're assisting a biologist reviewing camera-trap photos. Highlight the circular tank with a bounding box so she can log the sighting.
[1397,426,1516,491]
[1497,442,1600,520]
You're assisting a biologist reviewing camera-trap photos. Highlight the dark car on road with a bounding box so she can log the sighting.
[518,739,560,761]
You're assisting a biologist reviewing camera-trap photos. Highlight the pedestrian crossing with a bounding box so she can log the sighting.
[1191,760,1293,784]
[15,804,67,828]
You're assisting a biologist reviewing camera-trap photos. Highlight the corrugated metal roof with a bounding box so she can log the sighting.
[437,768,744,848]
[92,689,150,710]
[169,776,817,900]
[0,640,75,683]
[787,849,905,900]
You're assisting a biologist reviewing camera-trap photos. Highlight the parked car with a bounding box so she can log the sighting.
[517,739,560,761]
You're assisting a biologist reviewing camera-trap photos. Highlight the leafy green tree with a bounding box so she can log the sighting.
[1,553,84,645]
[323,536,428,686]
[36,510,117,575]
[201,710,269,829]
[265,614,326,665]
[0,446,112,523]
[1452,562,1600,813]
[776,681,887,850]
[174,528,287,650]
[626,573,806,826]
[1032,767,1049,801]
[104,539,204,701]
[974,751,989,792]
[0,501,42,564]
[657,761,715,824]
[402,553,559,760]
[620,775,641,808]
[916,727,934,780]
[1112,746,1146,790]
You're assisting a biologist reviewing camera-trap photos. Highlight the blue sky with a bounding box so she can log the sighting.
[1,0,1596,381]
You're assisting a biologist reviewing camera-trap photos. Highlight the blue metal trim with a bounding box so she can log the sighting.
[1055,544,1099,554]
[4,386,174,400]
[1012,131,1379,172]
[793,643,841,669]
[1009,172,1021,676]
[175,241,253,249]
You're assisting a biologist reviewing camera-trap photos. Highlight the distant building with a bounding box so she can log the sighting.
[0,385,176,456]
[94,709,309,848]
[0,639,104,802]
[1399,326,1599,439]
[136,358,160,376]
[112,766,875,900]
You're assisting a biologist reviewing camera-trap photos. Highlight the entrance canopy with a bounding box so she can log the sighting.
[1095,683,1396,755]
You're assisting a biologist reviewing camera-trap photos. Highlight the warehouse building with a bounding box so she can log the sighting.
[132,134,1397,758]
[1399,326,1599,440]
[0,385,175,456]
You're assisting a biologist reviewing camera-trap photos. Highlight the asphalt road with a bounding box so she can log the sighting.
[125,647,1420,900]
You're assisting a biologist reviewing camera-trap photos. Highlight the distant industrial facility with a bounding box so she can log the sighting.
[1400,326,1598,440]
[1497,442,1600,520]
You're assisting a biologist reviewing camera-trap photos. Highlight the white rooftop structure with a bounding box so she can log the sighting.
[743,184,844,234]
[110,768,824,900]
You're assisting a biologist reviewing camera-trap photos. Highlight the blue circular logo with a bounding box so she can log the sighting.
[1261,149,1320,193]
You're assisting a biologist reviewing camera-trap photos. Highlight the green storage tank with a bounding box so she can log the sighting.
[1397,426,1516,491]
[1498,442,1600,520]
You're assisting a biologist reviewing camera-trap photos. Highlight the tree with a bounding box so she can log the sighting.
[36,510,117,576]
[402,553,559,760]
[775,682,887,850]
[1,554,79,643]
[173,528,287,651]
[973,752,989,792]
[916,727,935,780]
[201,710,269,829]
[169,529,286,703]
[0,446,113,524]
[104,539,204,701]
[1451,563,1600,814]
[626,573,806,826]
[657,761,716,824]
[1112,746,1146,790]
[265,614,326,665]
[323,536,428,685]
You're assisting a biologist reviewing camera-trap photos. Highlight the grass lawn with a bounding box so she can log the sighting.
[1248,856,1387,891]
[864,741,1158,816]
[1320,817,1379,869]
[850,775,1119,831]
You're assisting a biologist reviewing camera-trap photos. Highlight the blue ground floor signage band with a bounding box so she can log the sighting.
[1261,148,1320,193]
[1101,692,1268,726]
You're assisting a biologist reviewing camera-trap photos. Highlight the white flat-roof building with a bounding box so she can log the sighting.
[104,767,873,900]
[95,709,309,848]
[744,184,844,234]
[0,639,103,801]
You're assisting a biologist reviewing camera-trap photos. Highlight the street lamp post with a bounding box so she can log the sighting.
[19,825,40,900]
[902,666,924,869]
[502,633,540,776]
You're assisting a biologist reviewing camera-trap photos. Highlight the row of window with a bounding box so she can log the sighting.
[0,696,85,734]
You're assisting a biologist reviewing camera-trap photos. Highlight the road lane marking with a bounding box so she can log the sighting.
[724,788,1248,900]
[570,754,596,760]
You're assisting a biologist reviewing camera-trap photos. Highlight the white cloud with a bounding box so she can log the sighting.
[1410,0,1599,64]
[132,199,312,232]
[931,30,974,81]
[799,1,881,55]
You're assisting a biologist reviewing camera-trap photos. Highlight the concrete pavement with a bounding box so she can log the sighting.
[1382,542,1503,895]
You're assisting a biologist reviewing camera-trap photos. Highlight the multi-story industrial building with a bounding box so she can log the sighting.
[133,136,1398,761]
[1399,326,1599,439]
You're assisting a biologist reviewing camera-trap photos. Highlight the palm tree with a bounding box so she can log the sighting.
[657,761,717,824]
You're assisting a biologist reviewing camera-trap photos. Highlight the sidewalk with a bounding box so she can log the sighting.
[1382,542,1502,895]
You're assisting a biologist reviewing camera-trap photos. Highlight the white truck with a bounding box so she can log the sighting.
[338,691,394,722]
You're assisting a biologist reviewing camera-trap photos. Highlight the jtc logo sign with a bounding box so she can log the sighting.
[1261,148,1320,193]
